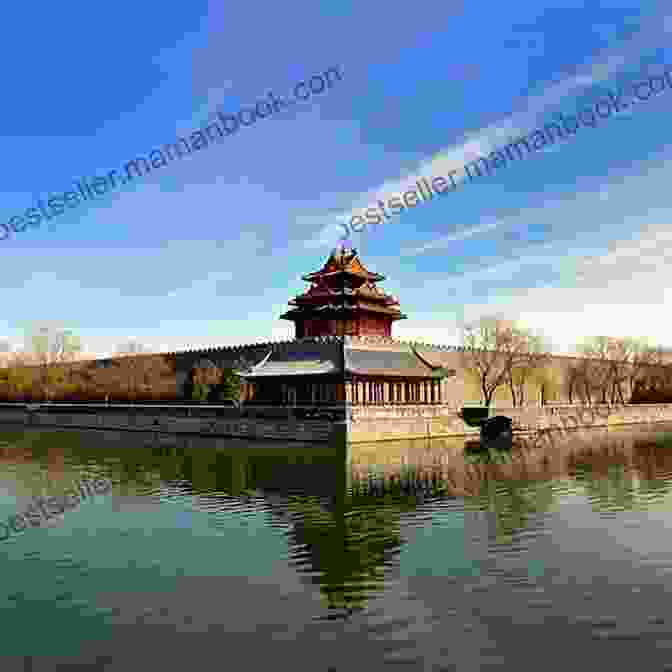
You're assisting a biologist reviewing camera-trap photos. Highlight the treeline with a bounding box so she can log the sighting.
[0,351,172,402]
[461,317,672,406]
[0,328,241,403]
[0,353,242,403]
[566,336,672,404]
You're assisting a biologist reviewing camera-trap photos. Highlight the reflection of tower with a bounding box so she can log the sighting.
[264,487,405,613]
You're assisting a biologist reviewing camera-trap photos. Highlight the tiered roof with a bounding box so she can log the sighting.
[280,247,407,327]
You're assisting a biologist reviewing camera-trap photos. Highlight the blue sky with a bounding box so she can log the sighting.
[2,1,672,356]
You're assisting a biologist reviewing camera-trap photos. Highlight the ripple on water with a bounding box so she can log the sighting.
[573,615,618,627]
[592,630,641,641]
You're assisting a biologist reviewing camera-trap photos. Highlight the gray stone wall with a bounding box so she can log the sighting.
[348,402,672,443]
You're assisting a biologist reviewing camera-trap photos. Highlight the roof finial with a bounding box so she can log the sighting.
[334,239,356,257]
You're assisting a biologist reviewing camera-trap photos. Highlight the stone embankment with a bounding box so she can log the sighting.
[0,403,346,446]
[348,403,672,443]
[1,402,671,446]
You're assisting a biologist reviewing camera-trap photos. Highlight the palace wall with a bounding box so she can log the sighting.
[1,336,664,406]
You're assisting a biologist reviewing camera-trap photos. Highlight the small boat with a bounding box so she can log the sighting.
[480,416,513,442]
[459,408,513,444]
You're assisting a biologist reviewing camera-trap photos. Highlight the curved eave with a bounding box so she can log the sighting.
[280,310,408,322]
[240,354,340,377]
[302,269,385,283]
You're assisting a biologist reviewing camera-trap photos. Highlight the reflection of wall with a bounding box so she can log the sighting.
[349,430,672,504]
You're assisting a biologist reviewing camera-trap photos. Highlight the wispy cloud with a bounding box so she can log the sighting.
[306,12,672,250]
[401,220,504,256]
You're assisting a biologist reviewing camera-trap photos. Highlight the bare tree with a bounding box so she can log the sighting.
[26,326,82,400]
[113,353,174,401]
[567,336,672,406]
[461,316,533,407]
[630,342,672,402]
[565,361,584,404]
[0,351,37,401]
[575,336,614,404]
[604,337,639,404]
[505,330,551,407]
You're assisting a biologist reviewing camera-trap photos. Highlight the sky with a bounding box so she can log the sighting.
[1,1,672,357]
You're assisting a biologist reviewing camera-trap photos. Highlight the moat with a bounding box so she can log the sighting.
[2,423,672,670]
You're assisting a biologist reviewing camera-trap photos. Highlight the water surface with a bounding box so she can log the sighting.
[2,423,672,671]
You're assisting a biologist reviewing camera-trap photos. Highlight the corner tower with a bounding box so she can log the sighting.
[280,246,407,338]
